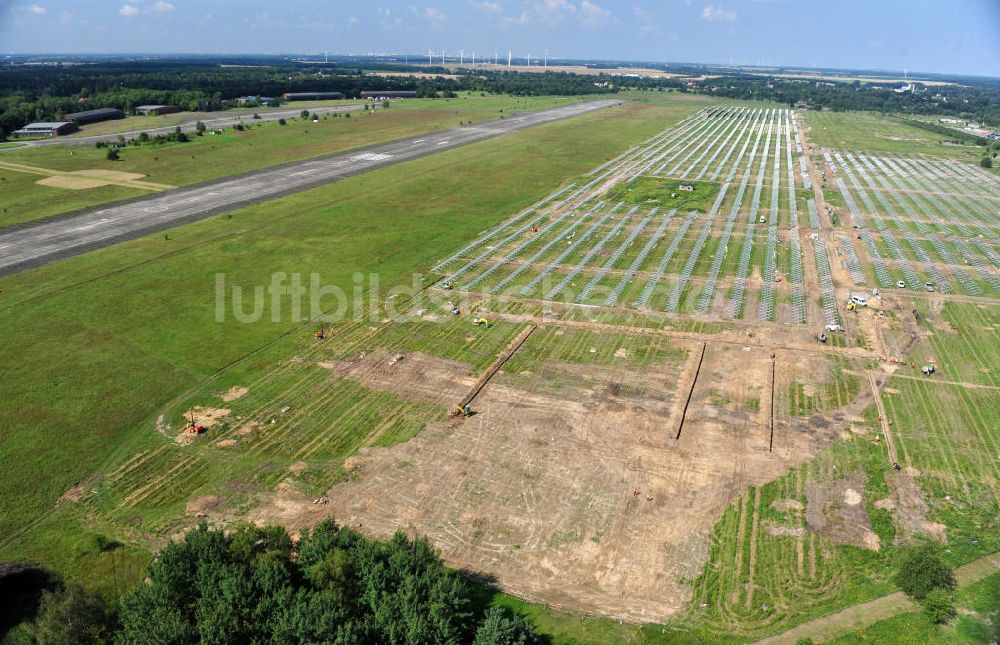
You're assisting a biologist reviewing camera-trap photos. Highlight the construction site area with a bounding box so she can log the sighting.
[19,99,999,641]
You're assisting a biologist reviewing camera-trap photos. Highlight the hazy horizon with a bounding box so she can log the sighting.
[2,0,998,78]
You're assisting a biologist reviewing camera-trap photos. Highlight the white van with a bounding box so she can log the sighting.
[850,294,868,307]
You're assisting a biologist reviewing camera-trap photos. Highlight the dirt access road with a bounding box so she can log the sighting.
[756,551,1000,644]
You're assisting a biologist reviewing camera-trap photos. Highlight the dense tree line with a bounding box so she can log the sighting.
[688,76,1000,127]
[458,71,622,97]
[0,62,456,135]
[896,117,994,145]
[17,521,539,644]
[2,59,998,139]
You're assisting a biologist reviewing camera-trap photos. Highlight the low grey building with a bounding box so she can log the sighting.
[65,107,125,124]
[360,90,417,99]
[135,104,181,116]
[236,96,278,106]
[282,92,345,101]
[12,121,79,137]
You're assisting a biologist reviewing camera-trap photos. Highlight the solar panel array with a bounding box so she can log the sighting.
[485,204,602,292]
[519,204,621,296]
[637,212,694,308]
[903,233,953,293]
[698,110,776,313]
[812,234,841,326]
[577,210,654,301]
[605,209,675,306]
[547,206,637,299]
[858,231,894,288]
[880,231,922,289]
[836,235,867,286]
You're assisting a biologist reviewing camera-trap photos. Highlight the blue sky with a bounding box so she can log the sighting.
[1,0,998,77]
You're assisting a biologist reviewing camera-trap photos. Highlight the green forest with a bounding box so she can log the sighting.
[2,57,999,138]
[5,521,540,645]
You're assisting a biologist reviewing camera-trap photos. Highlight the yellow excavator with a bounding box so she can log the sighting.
[472,317,490,327]
[451,403,473,417]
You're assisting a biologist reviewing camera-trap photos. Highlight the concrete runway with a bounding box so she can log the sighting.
[0,99,620,277]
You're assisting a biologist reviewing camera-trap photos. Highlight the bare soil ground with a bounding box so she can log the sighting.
[249,337,857,622]
[805,473,879,551]
[36,175,109,189]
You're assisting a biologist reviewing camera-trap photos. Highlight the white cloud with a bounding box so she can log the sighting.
[152,0,174,12]
[633,6,658,36]
[348,14,359,26]
[424,6,447,27]
[579,0,610,28]
[245,11,285,28]
[538,0,575,16]
[470,0,502,13]
[28,4,47,14]
[505,0,574,27]
[377,7,403,29]
[701,4,736,21]
[119,3,139,16]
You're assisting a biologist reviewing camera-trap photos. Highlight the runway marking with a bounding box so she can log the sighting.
[143,205,169,213]
[351,152,393,162]
[436,141,450,146]
[289,168,321,176]
[70,219,111,232]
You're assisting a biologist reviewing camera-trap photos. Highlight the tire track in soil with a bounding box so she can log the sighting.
[745,486,763,609]
[906,380,974,501]
[795,469,805,577]
[731,492,749,605]
[119,456,200,508]
[867,371,898,466]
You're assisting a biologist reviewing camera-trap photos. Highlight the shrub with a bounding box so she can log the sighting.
[894,544,956,601]
[473,607,539,645]
[922,588,956,624]
[32,584,113,645]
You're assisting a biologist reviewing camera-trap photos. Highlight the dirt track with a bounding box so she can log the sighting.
[756,551,1000,644]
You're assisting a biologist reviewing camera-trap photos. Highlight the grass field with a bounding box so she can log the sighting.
[608,177,722,212]
[0,94,587,229]
[909,301,1000,387]
[0,94,711,602]
[803,110,994,165]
